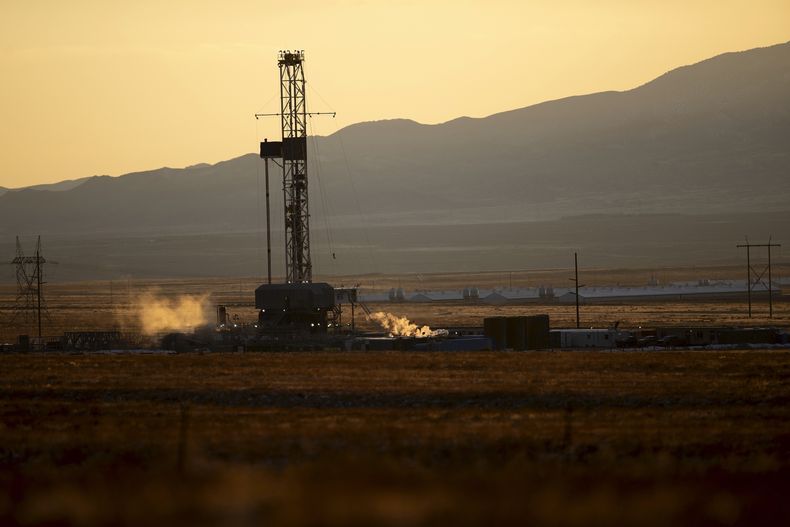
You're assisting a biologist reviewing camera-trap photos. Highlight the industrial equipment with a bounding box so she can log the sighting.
[253,51,349,335]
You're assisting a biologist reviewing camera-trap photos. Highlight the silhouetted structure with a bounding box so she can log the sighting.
[9,236,49,339]
[255,50,336,284]
[737,238,781,318]
[253,51,346,334]
[569,252,585,328]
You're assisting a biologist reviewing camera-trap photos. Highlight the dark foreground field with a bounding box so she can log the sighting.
[2,351,790,526]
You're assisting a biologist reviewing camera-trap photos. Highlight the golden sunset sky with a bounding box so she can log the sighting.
[1,0,788,188]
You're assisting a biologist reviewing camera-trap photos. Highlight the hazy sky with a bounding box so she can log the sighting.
[1,0,788,188]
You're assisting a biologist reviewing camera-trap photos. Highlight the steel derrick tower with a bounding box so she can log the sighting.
[278,50,311,283]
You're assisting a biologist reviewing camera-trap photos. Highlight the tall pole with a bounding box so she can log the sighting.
[574,252,580,329]
[282,161,287,280]
[768,242,773,318]
[264,157,272,285]
[746,245,752,318]
[35,237,42,340]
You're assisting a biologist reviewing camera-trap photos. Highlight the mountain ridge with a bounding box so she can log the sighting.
[0,41,788,277]
[7,40,788,196]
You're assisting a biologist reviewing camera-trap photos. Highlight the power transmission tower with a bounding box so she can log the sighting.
[736,238,781,318]
[9,235,49,339]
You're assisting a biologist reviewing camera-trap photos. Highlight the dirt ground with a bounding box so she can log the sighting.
[1,351,789,526]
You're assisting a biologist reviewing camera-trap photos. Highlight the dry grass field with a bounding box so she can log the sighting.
[0,267,788,525]
[1,351,789,526]
[0,264,788,342]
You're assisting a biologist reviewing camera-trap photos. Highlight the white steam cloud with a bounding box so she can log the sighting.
[369,311,446,338]
[135,292,210,335]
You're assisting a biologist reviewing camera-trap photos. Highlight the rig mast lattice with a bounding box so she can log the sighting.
[279,51,312,283]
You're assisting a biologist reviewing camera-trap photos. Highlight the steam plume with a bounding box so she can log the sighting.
[135,292,209,335]
[370,311,446,338]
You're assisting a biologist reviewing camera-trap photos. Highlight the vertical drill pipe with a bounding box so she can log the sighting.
[265,157,272,285]
[747,245,752,318]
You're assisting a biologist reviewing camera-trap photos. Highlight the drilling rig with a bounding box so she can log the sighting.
[254,50,357,336]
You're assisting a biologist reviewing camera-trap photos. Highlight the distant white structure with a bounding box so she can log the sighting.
[409,292,434,303]
[387,288,406,302]
[481,288,541,305]
[462,287,480,300]
[358,279,780,304]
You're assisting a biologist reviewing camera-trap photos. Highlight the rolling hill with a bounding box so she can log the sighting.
[0,41,788,278]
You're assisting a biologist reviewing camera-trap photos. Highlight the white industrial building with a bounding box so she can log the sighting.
[357,279,783,305]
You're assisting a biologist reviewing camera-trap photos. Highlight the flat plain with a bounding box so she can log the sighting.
[0,267,789,525]
[1,351,789,526]
[0,264,788,341]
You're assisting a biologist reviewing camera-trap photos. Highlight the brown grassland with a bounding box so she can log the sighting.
[1,267,789,525]
[0,264,788,341]
[1,351,789,526]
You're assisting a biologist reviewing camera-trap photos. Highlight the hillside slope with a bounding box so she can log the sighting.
[1,42,788,236]
[0,42,788,277]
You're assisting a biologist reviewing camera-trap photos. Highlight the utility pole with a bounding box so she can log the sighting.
[768,242,774,318]
[569,252,585,329]
[574,253,580,329]
[737,238,781,318]
[745,243,751,317]
[35,239,42,339]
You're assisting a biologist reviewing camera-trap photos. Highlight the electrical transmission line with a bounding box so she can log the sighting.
[8,235,50,341]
